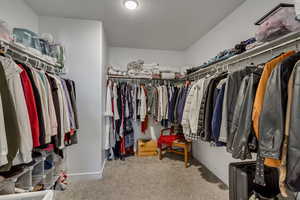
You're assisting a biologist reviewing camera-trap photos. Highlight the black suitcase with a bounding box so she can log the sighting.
[229,161,256,200]
[229,161,280,200]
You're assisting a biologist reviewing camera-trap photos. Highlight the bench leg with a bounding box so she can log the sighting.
[159,148,162,160]
[184,146,188,168]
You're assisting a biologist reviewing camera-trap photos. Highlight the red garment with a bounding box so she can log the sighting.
[141,116,148,133]
[158,135,183,148]
[18,64,40,147]
[141,86,148,133]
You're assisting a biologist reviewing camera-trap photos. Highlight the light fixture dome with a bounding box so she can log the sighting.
[124,0,139,10]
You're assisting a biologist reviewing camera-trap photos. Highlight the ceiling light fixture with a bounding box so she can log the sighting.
[124,0,139,10]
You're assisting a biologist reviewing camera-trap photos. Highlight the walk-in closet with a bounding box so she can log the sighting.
[1,0,300,199]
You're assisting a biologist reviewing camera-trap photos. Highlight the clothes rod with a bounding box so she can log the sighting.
[187,31,300,79]
[107,75,183,81]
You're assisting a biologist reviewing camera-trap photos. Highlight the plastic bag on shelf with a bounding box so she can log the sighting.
[256,7,300,42]
[0,20,12,42]
[13,28,42,52]
[49,43,66,68]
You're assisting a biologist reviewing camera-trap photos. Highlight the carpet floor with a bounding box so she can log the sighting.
[55,154,229,200]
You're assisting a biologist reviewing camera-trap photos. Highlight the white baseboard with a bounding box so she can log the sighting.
[68,160,107,180]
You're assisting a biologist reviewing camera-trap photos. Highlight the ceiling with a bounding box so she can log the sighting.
[25,0,245,50]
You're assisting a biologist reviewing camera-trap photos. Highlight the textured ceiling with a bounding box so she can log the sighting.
[25,0,245,50]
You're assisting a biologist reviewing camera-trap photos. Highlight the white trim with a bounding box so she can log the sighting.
[100,159,106,177]
[69,171,102,176]
[68,160,106,178]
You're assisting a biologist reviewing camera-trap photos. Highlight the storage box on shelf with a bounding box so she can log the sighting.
[0,150,66,195]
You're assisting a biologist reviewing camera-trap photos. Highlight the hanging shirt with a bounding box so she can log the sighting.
[47,74,66,149]
[61,78,75,130]
[43,73,58,137]
[140,85,147,122]
[104,81,113,150]
[112,83,120,120]
[0,57,33,165]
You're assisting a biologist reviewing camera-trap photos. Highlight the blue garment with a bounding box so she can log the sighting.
[177,87,189,123]
[168,87,179,123]
[211,83,226,146]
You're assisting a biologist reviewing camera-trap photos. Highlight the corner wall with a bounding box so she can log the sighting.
[39,16,105,177]
[184,0,293,184]
[0,0,39,32]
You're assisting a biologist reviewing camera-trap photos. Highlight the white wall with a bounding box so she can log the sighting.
[185,0,294,185]
[101,25,108,169]
[108,47,185,72]
[0,0,39,32]
[39,16,105,176]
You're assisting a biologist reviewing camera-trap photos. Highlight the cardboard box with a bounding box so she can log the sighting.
[137,139,157,156]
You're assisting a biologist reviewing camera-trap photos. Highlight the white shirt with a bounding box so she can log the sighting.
[189,79,205,134]
[140,86,147,122]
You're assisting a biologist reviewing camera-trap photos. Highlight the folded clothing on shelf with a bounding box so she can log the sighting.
[161,72,175,79]
[13,28,42,52]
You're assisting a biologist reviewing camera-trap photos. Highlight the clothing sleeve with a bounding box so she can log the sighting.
[9,74,33,164]
[45,77,58,136]
[259,67,284,160]
[105,82,113,117]
[219,80,229,143]
[190,80,205,134]
[0,94,8,166]
[181,86,194,135]
[140,87,147,122]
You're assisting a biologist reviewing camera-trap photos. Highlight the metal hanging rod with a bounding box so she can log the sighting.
[0,39,65,75]
[187,31,300,80]
[107,75,184,82]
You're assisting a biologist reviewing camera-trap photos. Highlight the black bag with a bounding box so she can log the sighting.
[229,161,280,200]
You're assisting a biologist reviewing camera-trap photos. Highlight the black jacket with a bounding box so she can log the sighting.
[287,61,300,191]
[259,52,300,159]
[203,74,227,141]
[226,67,255,153]
[231,69,262,160]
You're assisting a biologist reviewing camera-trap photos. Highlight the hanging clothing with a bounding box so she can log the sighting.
[200,73,227,142]
[18,64,40,148]
[259,52,300,166]
[21,65,46,146]
[211,80,226,145]
[231,69,262,160]
[252,51,295,167]
[0,57,33,165]
[0,61,20,171]
[286,61,300,192]
[224,67,255,153]
[279,62,296,197]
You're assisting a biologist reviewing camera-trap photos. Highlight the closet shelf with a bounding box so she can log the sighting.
[0,39,65,75]
[186,31,300,80]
